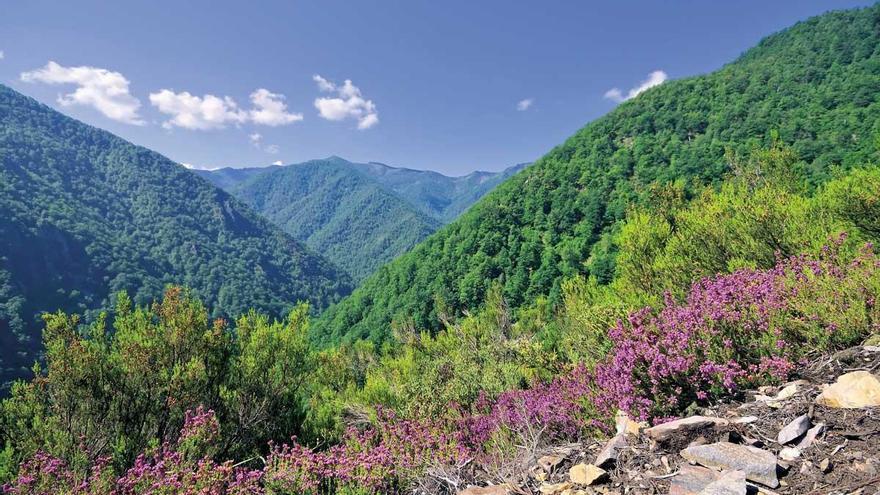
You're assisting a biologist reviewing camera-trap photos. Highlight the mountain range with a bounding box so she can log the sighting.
[197,158,526,280]
[312,4,880,345]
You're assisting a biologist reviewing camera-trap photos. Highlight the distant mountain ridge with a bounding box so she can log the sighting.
[0,84,352,385]
[197,157,526,280]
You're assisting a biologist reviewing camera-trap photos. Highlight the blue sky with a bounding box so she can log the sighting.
[0,0,872,175]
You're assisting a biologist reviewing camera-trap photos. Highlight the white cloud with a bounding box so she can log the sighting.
[0,51,4,60]
[272,160,283,166]
[248,131,280,154]
[181,162,221,171]
[516,98,534,111]
[313,75,379,130]
[150,88,302,130]
[604,70,668,103]
[20,61,144,124]
[249,88,303,126]
[149,89,248,130]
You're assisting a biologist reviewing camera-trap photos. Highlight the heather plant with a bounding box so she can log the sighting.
[0,288,322,477]
[593,238,880,421]
[2,408,262,495]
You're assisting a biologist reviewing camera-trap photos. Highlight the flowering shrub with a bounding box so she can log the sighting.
[593,237,879,420]
[264,408,466,494]
[6,241,878,494]
[3,408,262,495]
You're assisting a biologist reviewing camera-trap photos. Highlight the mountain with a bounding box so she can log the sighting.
[345,160,529,222]
[0,84,352,385]
[197,158,526,281]
[312,4,880,345]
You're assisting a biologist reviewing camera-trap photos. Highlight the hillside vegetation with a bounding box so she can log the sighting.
[313,4,880,345]
[0,85,351,386]
[3,5,880,495]
[200,158,526,281]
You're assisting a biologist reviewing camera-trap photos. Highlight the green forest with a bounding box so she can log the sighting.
[198,158,525,281]
[1,3,880,494]
[0,86,351,385]
[313,5,880,346]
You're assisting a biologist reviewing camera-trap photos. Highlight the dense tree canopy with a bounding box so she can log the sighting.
[199,158,527,281]
[0,86,352,386]
[312,4,880,346]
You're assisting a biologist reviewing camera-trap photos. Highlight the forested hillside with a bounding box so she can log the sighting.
[216,159,441,281]
[313,4,880,345]
[199,157,526,281]
[4,5,880,494]
[0,85,352,385]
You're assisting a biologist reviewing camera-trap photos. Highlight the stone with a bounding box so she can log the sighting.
[819,458,832,473]
[699,470,747,495]
[569,463,607,485]
[755,383,800,408]
[538,482,573,494]
[458,485,511,495]
[815,371,880,408]
[731,416,758,424]
[538,454,564,473]
[669,464,723,495]
[795,422,826,450]
[645,416,729,442]
[615,410,645,436]
[680,442,779,488]
[594,434,627,467]
[779,447,801,461]
[777,414,811,444]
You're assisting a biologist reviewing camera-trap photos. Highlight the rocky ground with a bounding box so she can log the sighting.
[457,344,880,495]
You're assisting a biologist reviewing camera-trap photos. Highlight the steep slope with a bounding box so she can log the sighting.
[313,4,880,345]
[198,158,526,281]
[225,159,441,281]
[0,84,352,384]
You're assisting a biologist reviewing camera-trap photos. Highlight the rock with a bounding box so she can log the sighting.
[594,434,627,467]
[699,470,747,495]
[458,485,511,495]
[795,422,826,450]
[755,383,800,408]
[819,458,832,473]
[731,416,758,424]
[645,416,729,442]
[777,414,811,444]
[680,442,779,488]
[851,458,878,477]
[779,447,801,461]
[815,371,880,408]
[669,464,723,495]
[569,463,607,485]
[538,482,573,494]
[615,410,645,436]
[538,454,564,473]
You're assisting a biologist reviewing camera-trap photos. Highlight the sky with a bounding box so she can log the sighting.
[0,0,873,175]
